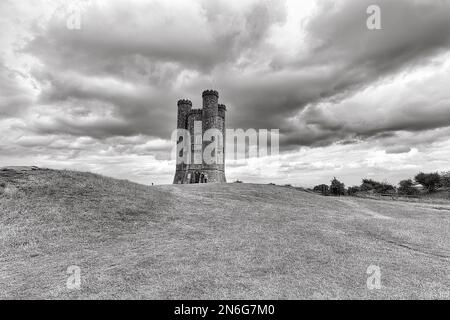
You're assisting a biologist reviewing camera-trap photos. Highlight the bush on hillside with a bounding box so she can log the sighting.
[415,172,440,192]
[398,179,419,195]
[360,179,395,194]
[330,177,345,196]
[440,171,450,188]
[347,186,360,196]
[313,184,329,195]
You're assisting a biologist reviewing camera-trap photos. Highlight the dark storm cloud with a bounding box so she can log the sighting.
[211,0,450,150]
[22,0,286,140]
[11,0,450,150]
[28,69,174,139]
[305,0,450,68]
[283,92,450,149]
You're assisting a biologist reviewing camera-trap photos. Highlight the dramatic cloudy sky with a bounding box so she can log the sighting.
[1,0,450,186]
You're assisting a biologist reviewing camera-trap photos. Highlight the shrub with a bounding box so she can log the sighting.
[330,177,345,196]
[347,186,360,196]
[360,179,395,194]
[360,179,378,192]
[377,182,396,194]
[398,179,419,195]
[415,172,441,192]
[313,184,329,195]
[440,171,450,188]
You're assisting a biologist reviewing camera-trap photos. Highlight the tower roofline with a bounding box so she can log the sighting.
[177,99,192,106]
[202,89,219,98]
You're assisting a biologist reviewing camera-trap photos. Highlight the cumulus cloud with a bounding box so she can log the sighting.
[385,146,411,155]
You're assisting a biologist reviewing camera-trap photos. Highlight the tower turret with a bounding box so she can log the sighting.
[202,90,219,169]
[177,99,192,129]
[201,90,226,183]
[202,90,219,119]
[173,99,192,184]
[218,104,226,119]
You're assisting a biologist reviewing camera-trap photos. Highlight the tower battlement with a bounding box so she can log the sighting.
[202,89,219,98]
[173,90,227,184]
[218,104,226,119]
[177,99,192,106]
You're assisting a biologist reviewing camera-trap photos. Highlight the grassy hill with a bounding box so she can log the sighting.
[1,167,449,299]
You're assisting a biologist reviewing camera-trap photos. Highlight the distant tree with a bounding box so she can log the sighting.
[415,172,441,192]
[398,179,419,195]
[440,171,450,188]
[359,178,395,194]
[234,180,243,183]
[360,179,379,192]
[347,186,360,196]
[377,182,396,194]
[313,184,329,195]
[330,177,345,196]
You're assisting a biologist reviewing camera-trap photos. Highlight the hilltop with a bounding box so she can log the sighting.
[0,167,449,299]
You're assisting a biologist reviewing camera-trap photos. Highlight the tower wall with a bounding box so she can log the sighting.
[217,104,226,174]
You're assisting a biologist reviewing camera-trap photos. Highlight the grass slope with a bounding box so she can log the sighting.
[1,167,449,299]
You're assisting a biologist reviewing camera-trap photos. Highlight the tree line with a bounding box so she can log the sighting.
[313,171,450,196]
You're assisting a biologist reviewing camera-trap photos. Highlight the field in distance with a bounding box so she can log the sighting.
[0,167,449,299]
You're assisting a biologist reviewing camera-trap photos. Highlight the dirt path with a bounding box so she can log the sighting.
[334,197,393,219]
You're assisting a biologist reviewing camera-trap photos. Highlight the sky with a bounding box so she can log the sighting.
[1,0,450,187]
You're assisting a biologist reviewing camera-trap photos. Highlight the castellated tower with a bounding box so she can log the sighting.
[173,90,227,184]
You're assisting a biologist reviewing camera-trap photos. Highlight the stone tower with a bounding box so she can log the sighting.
[173,90,227,184]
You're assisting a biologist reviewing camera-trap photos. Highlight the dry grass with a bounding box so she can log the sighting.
[0,168,449,299]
